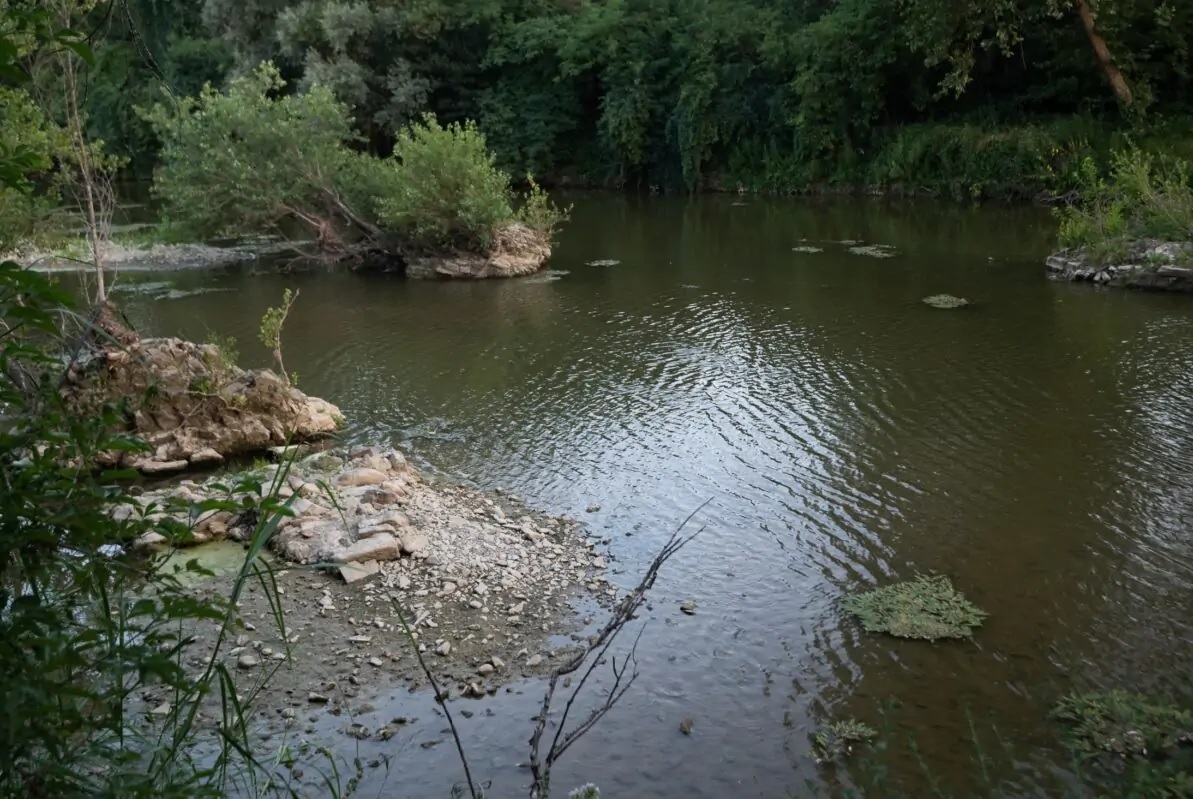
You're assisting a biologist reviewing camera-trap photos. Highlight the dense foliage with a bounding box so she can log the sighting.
[0,11,310,797]
[144,63,560,258]
[5,0,1193,201]
[150,0,1193,196]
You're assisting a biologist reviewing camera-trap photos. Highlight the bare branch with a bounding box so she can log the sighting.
[527,499,710,798]
[388,596,482,799]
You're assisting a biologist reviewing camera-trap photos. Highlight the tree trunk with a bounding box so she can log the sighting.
[1074,0,1134,107]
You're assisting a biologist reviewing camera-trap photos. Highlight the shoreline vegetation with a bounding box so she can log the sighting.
[1046,147,1193,292]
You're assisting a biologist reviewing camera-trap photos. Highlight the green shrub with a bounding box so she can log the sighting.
[147,73,561,258]
[377,114,516,251]
[518,175,570,236]
[0,262,307,796]
[143,62,363,241]
[1055,147,1193,262]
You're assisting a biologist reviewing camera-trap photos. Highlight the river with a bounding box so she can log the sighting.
[113,195,1193,797]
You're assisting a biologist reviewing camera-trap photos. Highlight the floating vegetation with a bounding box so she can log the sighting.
[112,280,174,295]
[792,245,824,254]
[812,719,878,763]
[585,259,621,267]
[1052,691,1193,759]
[160,287,237,300]
[520,269,569,284]
[843,575,986,640]
[921,294,970,309]
[848,244,898,259]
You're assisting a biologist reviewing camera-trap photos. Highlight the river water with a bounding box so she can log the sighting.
[114,195,1193,797]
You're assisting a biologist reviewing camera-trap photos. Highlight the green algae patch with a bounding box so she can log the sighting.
[1052,691,1193,759]
[843,575,986,641]
[922,294,970,309]
[812,719,879,763]
[847,244,898,259]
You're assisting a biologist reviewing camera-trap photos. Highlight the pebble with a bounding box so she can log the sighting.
[491,655,505,671]
[477,663,494,676]
[526,654,544,667]
[435,641,452,656]
[585,505,601,513]
[468,600,484,610]
[368,657,384,667]
[307,693,329,704]
[237,654,260,670]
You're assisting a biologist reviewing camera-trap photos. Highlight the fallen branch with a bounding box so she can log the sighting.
[527,499,710,798]
[388,596,482,799]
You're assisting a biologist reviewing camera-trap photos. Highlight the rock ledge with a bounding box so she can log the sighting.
[1046,240,1193,292]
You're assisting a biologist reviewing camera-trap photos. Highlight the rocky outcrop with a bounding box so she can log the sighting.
[63,335,341,474]
[1047,240,1193,292]
[405,222,551,280]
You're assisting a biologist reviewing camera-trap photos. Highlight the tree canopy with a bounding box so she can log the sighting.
[6,0,1193,197]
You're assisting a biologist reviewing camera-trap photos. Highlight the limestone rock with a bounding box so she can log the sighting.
[1046,240,1193,292]
[404,223,551,280]
[400,530,429,555]
[335,533,402,564]
[339,560,381,584]
[62,336,341,471]
[189,448,224,466]
[138,459,188,475]
[338,468,389,487]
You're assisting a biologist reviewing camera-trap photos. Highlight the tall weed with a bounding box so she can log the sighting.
[1055,147,1193,262]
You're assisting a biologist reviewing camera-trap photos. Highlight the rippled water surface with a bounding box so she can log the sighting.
[119,196,1193,797]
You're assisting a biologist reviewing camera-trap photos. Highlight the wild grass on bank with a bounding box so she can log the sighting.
[721,116,1193,202]
[0,261,364,797]
[1055,148,1193,263]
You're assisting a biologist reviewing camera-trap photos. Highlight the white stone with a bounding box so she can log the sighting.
[338,468,389,487]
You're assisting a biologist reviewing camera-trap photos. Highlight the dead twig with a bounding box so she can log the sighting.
[527,499,710,798]
[388,596,482,799]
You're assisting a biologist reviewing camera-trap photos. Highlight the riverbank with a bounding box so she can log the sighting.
[130,445,613,697]
[4,236,299,271]
[1047,240,1193,292]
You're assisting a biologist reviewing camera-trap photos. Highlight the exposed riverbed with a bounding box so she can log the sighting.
[108,195,1193,797]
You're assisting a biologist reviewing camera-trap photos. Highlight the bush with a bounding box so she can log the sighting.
[147,71,565,259]
[377,114,516,252]
[518,175,570,237]
[0,86,73,251]
[1055,147,1193,262]
[0,262,311,796]
[144,62,362,242]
